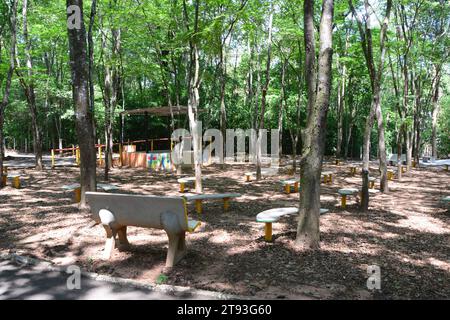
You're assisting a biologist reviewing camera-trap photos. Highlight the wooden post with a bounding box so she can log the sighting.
[119,144,123,167]
[195,200,202,214]
[51,149,55,169]
[76,148,80,166]
[264,222,273,242]
[223,198,230,211]
[341,195,347,209]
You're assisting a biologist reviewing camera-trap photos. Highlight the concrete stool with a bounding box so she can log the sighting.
[338,188,359,209]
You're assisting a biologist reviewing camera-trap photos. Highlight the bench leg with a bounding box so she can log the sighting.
[294,182,299,193]
[102,226,116,260]
[328,175,332,184]
[166,232,187,268]
[12,177,20,189]
[245,175,250,182]
[117,226,129,248]
[195,199,202,214]
[284,184,291,194]
[341,195,347,209]
[1,175,6,187]
[179,182,185,193]
[369,181,374,189]
[223,198,230,211]
[264,222,273,242]
[74,187,81,203]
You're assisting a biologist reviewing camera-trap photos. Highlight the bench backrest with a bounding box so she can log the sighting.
[85,192,188,231]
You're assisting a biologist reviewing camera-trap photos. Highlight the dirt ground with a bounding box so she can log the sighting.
[1,157,449,299]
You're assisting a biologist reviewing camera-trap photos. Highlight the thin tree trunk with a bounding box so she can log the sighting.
[0,0,18,188]
[296,0,334,249]
[256,8,273,180]
[67,0,97,206]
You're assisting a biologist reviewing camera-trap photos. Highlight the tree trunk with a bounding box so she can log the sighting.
[296,0,334,250]
[183,0,203,193]
[255,8,273,180]
[20,0,43,170]
[0,0,18,188]
[431,72,441,160]
[67,0,97,206]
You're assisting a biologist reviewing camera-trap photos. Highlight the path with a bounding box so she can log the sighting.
[0,258,232,300]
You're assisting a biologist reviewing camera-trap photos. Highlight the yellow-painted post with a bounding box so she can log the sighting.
[1,175,6,187]
[341,195,347,209]
[12,177,20,189]
[51,149,55,169]
[245,174,251,182]
[180,182,185,193]
[119,144,123,167]
[223,198,230,211]
[76,149,80,166]
[294,182,299,193]
[74,187,81,203]
[369,181,374,189]
[264,223,273,242]
[195,200,202,214]
[284,184,291,194]
[98,146,102,166]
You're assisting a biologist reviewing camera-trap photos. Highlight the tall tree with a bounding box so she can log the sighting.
[67,0,97,206]
[296,0,334,249]
[183,0,203,193]
[0,0,17,187]
[349,0,392,211]
[15,0,43,169]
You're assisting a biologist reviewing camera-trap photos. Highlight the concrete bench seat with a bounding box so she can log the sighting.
[3,174,22,189]
[177,177,205,193]
[85,192,200,268]
[244,168,279,182]
[338,188,359,209]
[185,193,241,214]
[387,169,395,180]
[280,179,299,194]
[442,196,450,205]
[256,207,329,241]
[321,171,333,184]
[62,183,119,203]
[369,177,376,189]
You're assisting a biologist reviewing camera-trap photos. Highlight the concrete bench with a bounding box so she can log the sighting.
[321,171,333,184]
[244,168,278,182]
[177,177,204,193]
[85,192,200,268]
[62,183,119,203]
[338,188,359,209]
[280,179,299,194]
[2,173,21,188]
[256,207,329,242]
[185,193,241,214]
[369,177,376,189]
[8,174,21,189]
[387,169,395,180]
[442,196,450,205]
